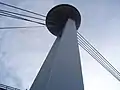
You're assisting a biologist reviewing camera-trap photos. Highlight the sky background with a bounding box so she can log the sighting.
[0,0,120,90]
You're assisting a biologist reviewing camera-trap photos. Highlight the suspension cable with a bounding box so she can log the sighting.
[77,37,120,79]
[0,12,46,25]
[77,32,120,76]
[0,9,45,21]
[77,32,120,81]
[0,26,44,30]
[77,40,120,81]
[0,1,46,17]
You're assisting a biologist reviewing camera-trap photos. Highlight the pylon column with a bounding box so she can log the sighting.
[30,4,84,90]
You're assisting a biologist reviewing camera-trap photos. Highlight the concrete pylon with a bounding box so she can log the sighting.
[30,4,84,90]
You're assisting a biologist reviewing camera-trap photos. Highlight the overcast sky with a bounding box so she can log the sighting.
[0,0,120,90]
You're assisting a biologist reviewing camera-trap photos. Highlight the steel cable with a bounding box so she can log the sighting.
[0,12,45,25]
[77,32,120,81]
[77,32,120,76]
[77,40,120,81]
[0,9,45,21]
[0,26,44,30]
[0,1,46,17]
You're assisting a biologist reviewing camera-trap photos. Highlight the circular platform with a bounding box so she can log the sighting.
[46,4,81,37]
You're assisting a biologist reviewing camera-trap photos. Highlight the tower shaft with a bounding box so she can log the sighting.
[30,19,84,90]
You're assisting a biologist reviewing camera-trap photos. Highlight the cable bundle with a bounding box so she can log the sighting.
[0,1,45,25]
[77,32,120,81]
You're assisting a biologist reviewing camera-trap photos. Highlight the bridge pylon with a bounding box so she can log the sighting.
[30,4,84,90]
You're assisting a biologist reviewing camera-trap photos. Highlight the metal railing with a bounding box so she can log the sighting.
[0,84,20,90]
